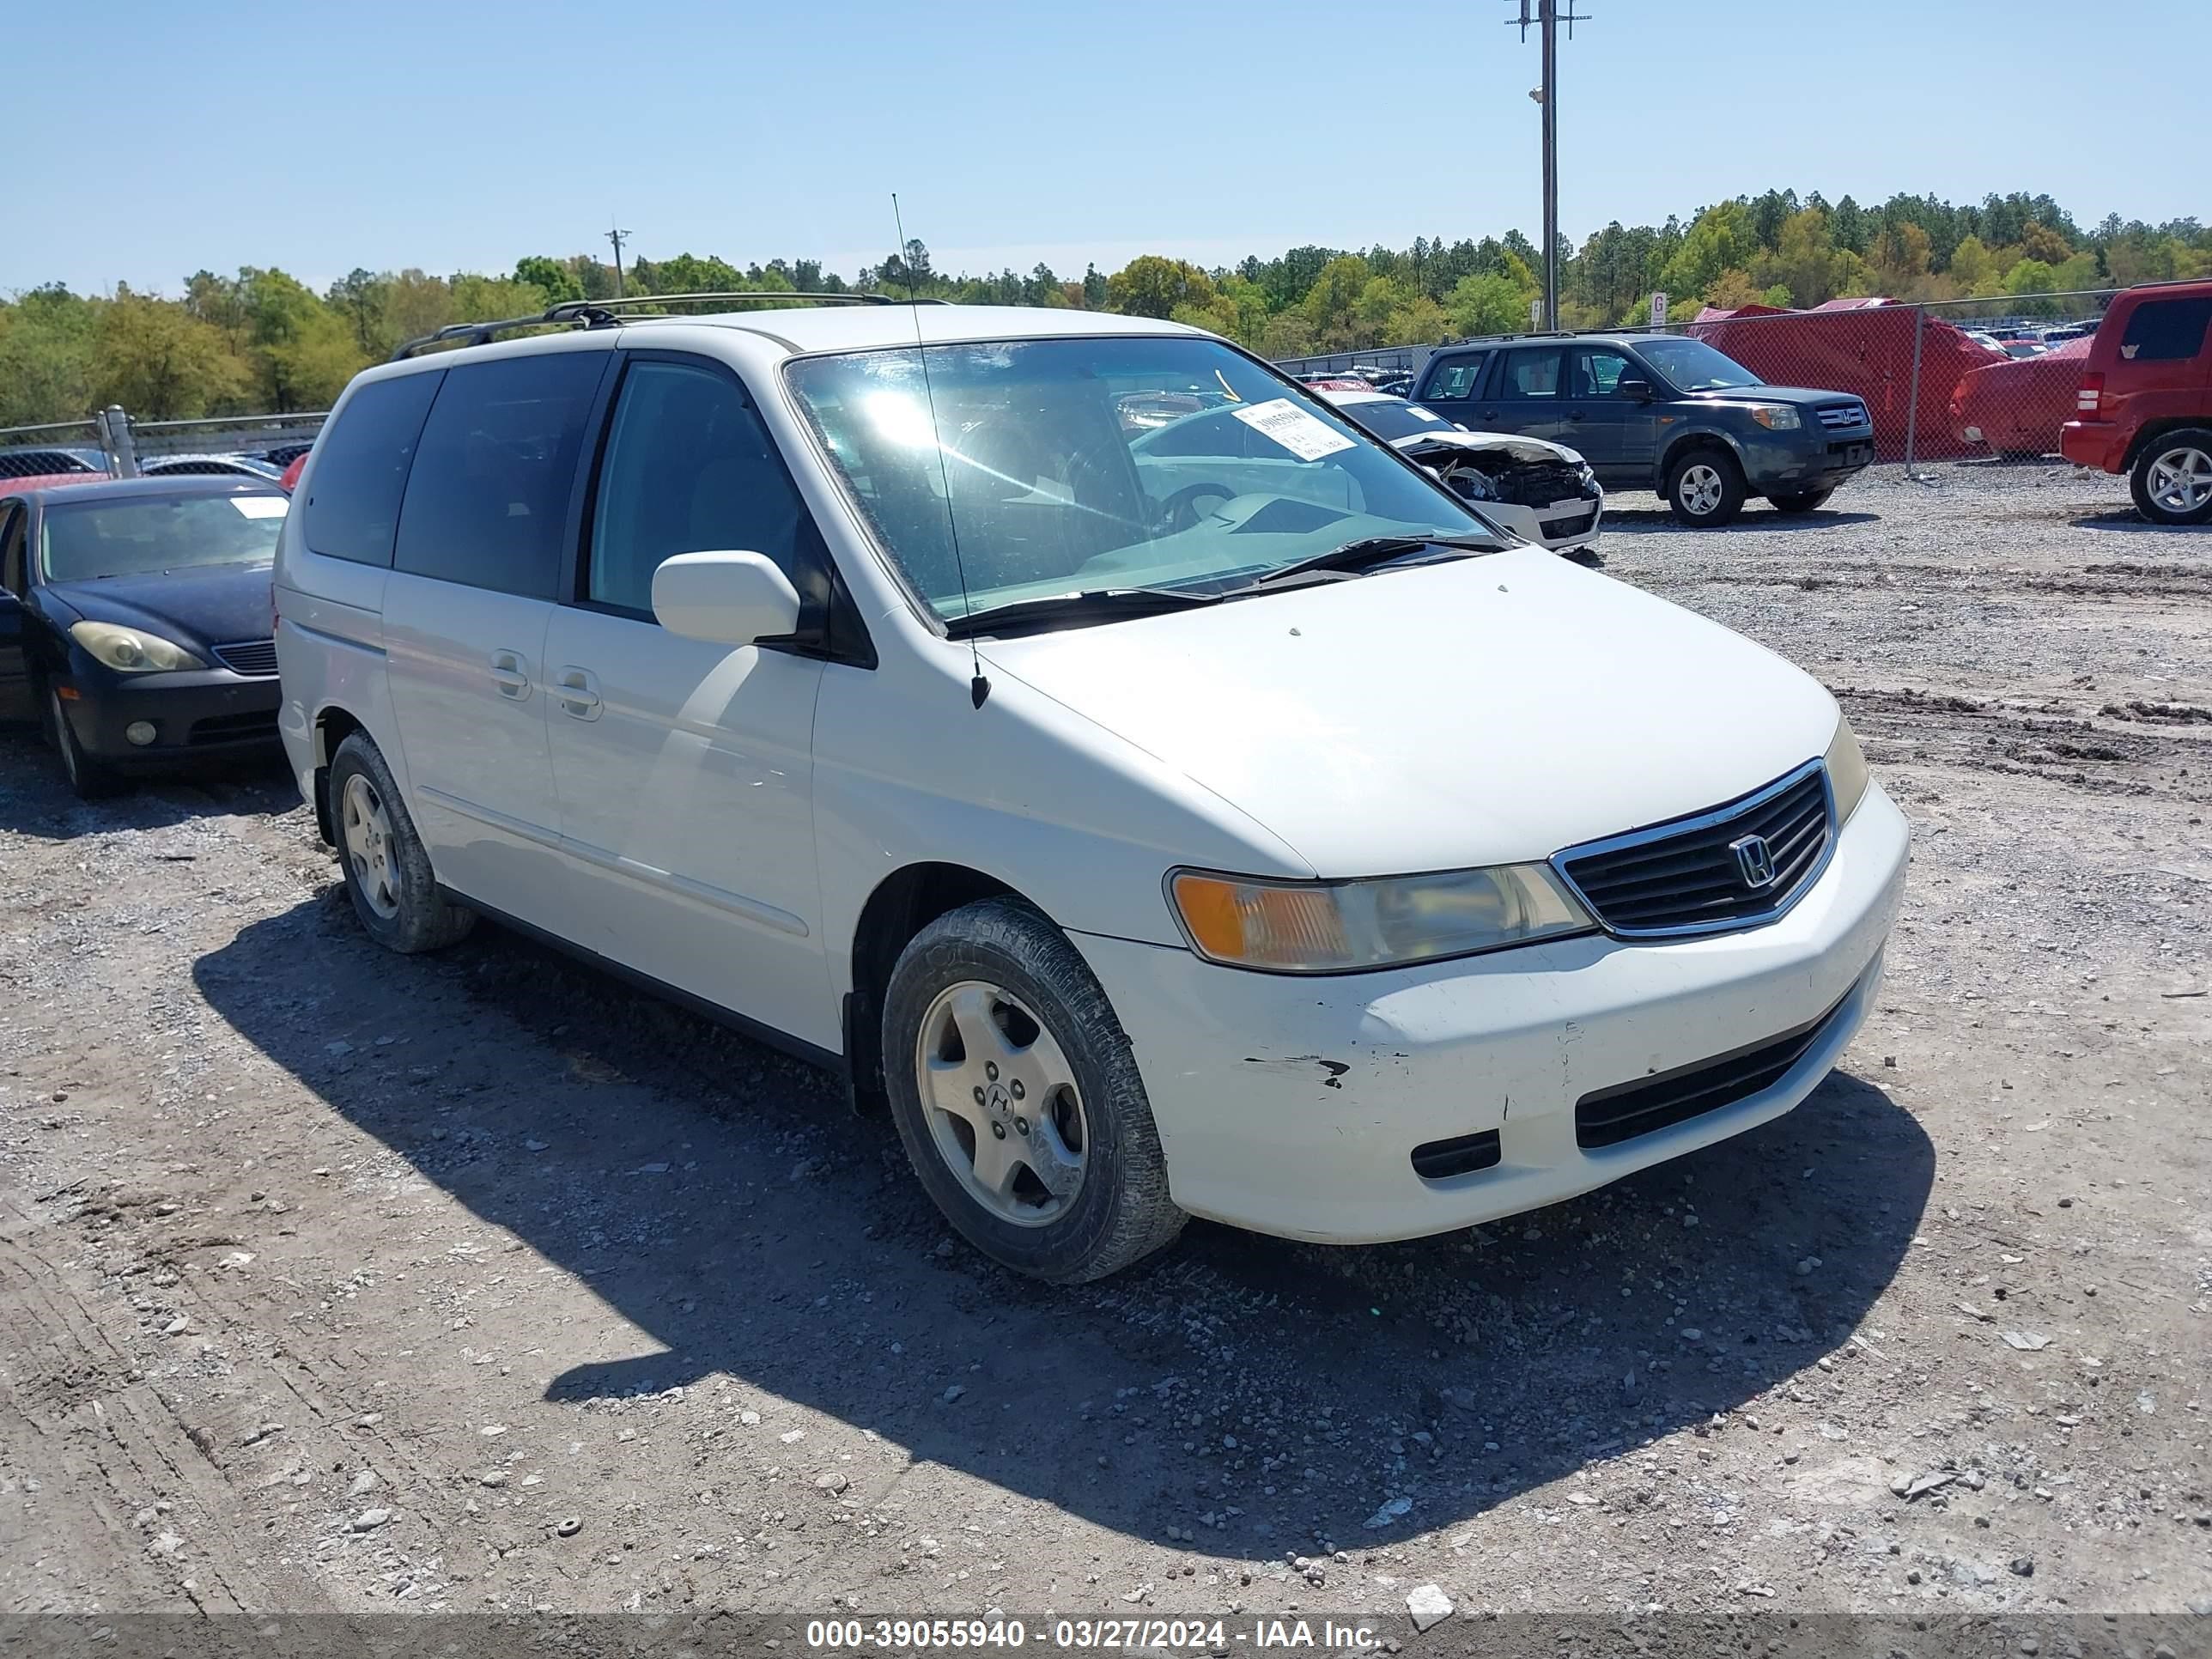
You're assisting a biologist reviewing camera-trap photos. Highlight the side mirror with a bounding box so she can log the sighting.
[651,550,801,647]
[1617,375,1655,401]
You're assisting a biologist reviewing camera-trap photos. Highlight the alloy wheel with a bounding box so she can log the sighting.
[341,773,403,920]
[1679,463,1726,518]
[2148,446,2212,515]
[914,980,1088,1227]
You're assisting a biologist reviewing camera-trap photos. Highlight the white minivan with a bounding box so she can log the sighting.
[274,299,1908,1283]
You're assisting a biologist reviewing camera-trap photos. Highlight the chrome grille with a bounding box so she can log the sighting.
[1814,401,1869,431]
[1553,761,1833,937]
[211,639,279,677]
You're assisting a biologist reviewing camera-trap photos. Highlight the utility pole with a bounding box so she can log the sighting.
[605,221,632,298]
[1511,0,1589,331]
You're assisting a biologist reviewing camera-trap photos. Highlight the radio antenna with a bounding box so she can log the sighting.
[893,191,988,709]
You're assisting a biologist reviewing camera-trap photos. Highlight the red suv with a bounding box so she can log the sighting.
[2061,280,2212,524]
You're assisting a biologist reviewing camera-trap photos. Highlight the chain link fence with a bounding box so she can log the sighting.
[1658,289,2116,468]
[0,407,326,482]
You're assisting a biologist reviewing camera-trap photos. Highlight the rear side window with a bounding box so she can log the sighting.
[301,371,442,567]
[1424,355,1487,399]
[393,352,607,599]
[1503,349,1564,398]
[586,360,813,615]
[2119,296,2212,363]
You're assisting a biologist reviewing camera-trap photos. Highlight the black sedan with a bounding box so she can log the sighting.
[0,477,286,798]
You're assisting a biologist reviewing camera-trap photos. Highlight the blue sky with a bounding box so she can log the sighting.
[15,0,2202,295]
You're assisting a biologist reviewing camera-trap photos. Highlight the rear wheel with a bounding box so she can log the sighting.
[884,897,1184,1283]
[1665,447,1746,527]
[2130,429,2212,526]
[1769,489,1834,514]
[328,732,476,953]
[46,685,120,799]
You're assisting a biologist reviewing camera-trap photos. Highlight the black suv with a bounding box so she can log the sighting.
[1411,332,1875,526]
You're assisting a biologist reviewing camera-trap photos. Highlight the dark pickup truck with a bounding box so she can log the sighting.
[1411,331,1876,527]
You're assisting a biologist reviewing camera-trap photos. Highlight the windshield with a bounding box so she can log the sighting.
[40,492,287,582]
[784,337,1498,626]
[1331,398,1457,442]
[1638,337,1764,392]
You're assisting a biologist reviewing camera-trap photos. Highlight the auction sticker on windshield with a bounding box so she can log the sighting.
[230,496,288,518]
[1232,398,1357,461]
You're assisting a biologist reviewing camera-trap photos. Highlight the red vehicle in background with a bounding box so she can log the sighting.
[279,452,308,491]
[1950,336,2093,459]
[2061,280,2212,524]
[1690,298,2003,462]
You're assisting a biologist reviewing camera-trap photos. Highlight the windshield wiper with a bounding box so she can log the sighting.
[945,586,1221,638]
[1244,534,1497,589]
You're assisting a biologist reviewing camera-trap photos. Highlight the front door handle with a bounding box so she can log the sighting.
[553,665,602,720]
[489,649,531,701]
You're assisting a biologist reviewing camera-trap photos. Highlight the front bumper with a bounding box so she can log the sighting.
[57,666,282,766]
[1478,493,1602,554]
[1075,784,1909,1243]
[1740,429,1874,493]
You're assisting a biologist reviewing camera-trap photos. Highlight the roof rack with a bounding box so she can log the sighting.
[388,290,945,362]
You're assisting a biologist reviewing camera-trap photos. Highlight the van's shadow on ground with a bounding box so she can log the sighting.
[0,726,293,839]
[195,895,1931,1554]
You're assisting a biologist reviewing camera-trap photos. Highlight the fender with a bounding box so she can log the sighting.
[1654,422,1750,491]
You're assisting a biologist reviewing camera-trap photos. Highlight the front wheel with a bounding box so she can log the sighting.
[1769,489,1834,514]
[883,897,1185,1283]
[1665,447,1746,527]
[46,685,120,799]
[2130,429,2212,526]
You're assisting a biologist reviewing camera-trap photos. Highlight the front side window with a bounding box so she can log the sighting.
[1575,349,1632,398]
[1502,349,1564,398]
[40,492,288,583]
[2,506,27,593]
[785,336,1496,627]
[302,370,442,567]
[392,351,606,599]
[1638,337,1762,392]
[2119,297,2212,363]
[586,360,811,615]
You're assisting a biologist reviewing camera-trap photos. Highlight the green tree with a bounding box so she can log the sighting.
[1107,256,1215,319]
[240,268,365,410]
[1443,271,1530,337]
[93,288,248,419]
[1947,234,2000,294]
[0,284,98,427]
[514,255,585,304]
[1657,202,1753,301]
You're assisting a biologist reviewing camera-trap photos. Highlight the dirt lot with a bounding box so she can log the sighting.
[2,461,2208,1639]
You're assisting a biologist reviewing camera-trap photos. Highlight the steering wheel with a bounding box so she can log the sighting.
[1158,481,1238,535]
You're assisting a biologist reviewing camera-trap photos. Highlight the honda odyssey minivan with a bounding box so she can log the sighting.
[274,298,1909,1283]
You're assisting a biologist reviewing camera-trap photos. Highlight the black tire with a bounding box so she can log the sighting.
[1768,489,1834,514]
[1665,447,1747,527]
[46,684,121,799]
[2129,428,2212,526]
[326,732,475,953]
[883,896,1185,1283]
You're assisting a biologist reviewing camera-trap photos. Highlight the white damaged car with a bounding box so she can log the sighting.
[1319,387,1605,556]
[274,301,1906,1283]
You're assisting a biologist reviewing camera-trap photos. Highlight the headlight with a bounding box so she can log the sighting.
[1826,715,1871,822]
[1575,460,1597,488]
[70,621,204,673]
[1749,404,1802,430]
[1169,865,1594,974]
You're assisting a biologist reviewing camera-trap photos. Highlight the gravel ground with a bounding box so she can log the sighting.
[1,461,2208,1643]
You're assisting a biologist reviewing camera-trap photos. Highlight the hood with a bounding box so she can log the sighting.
[979,548,1837,877]
[1687,384,1858,408]
[1391,429,1583,465]
[44,562,275,650]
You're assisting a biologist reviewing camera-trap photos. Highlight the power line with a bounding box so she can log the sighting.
[1509,0,1590,331]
